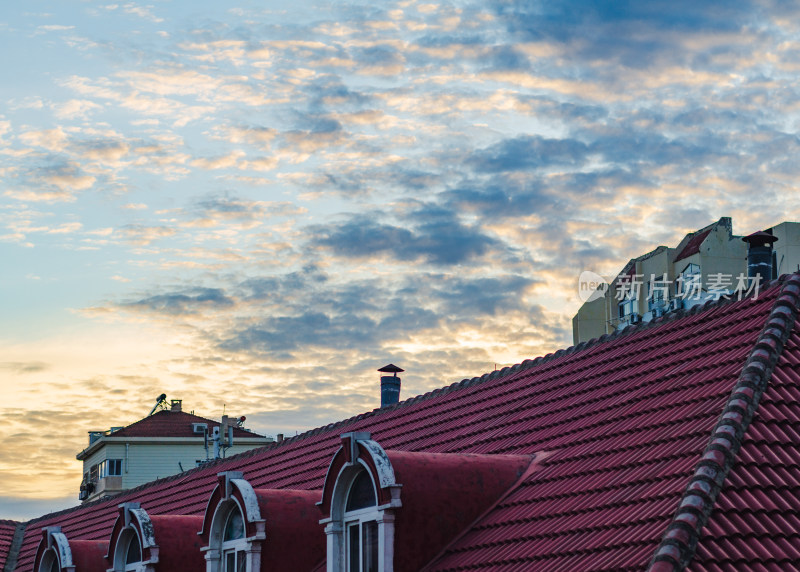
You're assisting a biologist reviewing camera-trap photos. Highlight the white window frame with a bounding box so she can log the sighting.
[322,435,402,572]
[202,474,265,572]
[38,548,61,572]
[343,504,381,572]
[219,505,248,572]
[115,528,143,572]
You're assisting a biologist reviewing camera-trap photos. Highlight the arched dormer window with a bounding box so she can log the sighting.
[35,527,74,572]
[41,552,60,572]
[220,504,247,571]
[118,528,142,571]
[344,469,379,571]
[107,503,159,572]
[36,527,71,572]
[34,526,108,572]
[106,502,204,571]
[200,471,266,572]
[319,432,402,572]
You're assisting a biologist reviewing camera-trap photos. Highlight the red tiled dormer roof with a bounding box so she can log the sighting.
[5,274,800,571]
[106,409,261,439]
[675,227,713,262]
[0,521,21,569]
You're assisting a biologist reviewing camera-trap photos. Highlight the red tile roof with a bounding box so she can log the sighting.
[6,274,800,571]
[675,227,713,262]
[102,409,262,439]
[687,318,800,571]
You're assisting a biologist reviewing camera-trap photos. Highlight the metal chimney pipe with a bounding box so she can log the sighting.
[742,230,778,281]
[378,364,404,408]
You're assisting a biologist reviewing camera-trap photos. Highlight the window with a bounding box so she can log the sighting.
[117,529,142,572]
[320,433,402,572]
[676,263,701,298]
[344,471,379,572]
[647,275,669,310]
[109,459,123,476]
[221,507,247,572]
[97,459,123,479]
[38,549,60,572]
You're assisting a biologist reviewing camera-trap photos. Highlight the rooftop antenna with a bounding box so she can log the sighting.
[148,394,167,416]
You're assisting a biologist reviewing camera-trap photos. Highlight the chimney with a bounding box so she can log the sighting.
[170,399,182,412]
[378,364,404,408]
[742,230,778,281]
[277,433,284,443]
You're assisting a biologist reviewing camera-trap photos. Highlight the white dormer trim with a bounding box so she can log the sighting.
[320,433,402,572]
[38,527,74,572]
[108,503,159,572]
[201,472,266,572]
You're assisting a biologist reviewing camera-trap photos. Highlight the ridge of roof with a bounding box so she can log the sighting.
[419,451,553,572]
[269,275,793,448]
[647,272,800,572]
[108,409,263,439]
[1,521,27,572]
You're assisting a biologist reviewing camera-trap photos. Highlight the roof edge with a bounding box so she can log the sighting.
[275,276,793,451]
[647,272,800,572]
[2,521,27,572]
[419,451,553,572]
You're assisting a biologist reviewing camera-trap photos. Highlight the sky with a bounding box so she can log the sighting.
[1,0,800,520]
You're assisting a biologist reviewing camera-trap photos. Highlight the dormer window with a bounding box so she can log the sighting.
[35,525,109,572]
[221,506,247,572]
[200,471,325,571]
[38,549,60,572]
[200,472,268,572]
[106,502,204,572]
[118,528,143,571]
[319,432,402,572]
[344,470,379,571]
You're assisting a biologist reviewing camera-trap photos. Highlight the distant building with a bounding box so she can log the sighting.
[572,217,800,344]
[76,399,272,502]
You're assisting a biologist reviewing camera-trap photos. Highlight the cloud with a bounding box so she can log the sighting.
[123,288,235,315]
[19,128,69,151]
[468,135,590,173]
[309,209,505,265]
[122,3,164,23]
[54,99,102,120]
[119,224,177,245]
[491,0,760,70]
[0,362,50,374]
[191,150,245,170]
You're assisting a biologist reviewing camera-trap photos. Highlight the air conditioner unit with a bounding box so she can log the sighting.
[192,423,208,435]
[668,298,682,311]
[651,307,663,319]
[629,313,642,324]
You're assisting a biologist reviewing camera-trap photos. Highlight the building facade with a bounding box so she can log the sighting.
[76,400,272,503]
[573,217,800,344]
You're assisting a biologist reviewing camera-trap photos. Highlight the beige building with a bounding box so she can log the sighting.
[573,218,800,345]
[76,399,273,502]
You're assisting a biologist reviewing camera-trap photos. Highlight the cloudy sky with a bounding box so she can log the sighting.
[2,0,800,520]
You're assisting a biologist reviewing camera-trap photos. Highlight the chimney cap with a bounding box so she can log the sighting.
[742,230,778,246]
[378,364,404,374]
